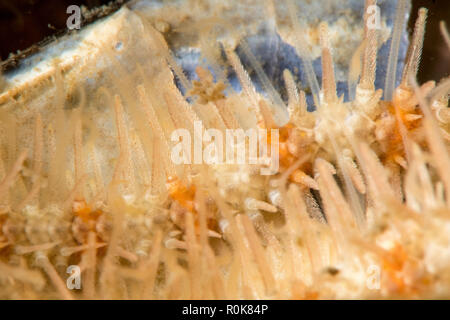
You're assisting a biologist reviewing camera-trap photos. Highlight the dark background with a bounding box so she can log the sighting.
[0,0,448,83]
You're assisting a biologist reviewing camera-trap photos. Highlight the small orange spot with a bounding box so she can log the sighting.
[166,176,196,213]
[304,291,319,300]
[381,243,421,296]
[166,176,219,235]
[268,122,314,184]
[73,200,103,225]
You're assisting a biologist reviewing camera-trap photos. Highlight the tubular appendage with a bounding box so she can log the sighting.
[384,0,408,100]
[360,0,378,91]
[401,8,427,88]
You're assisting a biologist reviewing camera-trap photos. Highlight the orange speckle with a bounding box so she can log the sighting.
[166,176,196,213]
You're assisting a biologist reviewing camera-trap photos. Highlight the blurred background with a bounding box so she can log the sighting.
[0,0,449,83]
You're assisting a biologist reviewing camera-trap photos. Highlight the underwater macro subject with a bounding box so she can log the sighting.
[0,0,449,300]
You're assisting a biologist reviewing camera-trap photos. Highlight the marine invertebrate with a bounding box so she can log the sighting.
[0,0,448,300]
